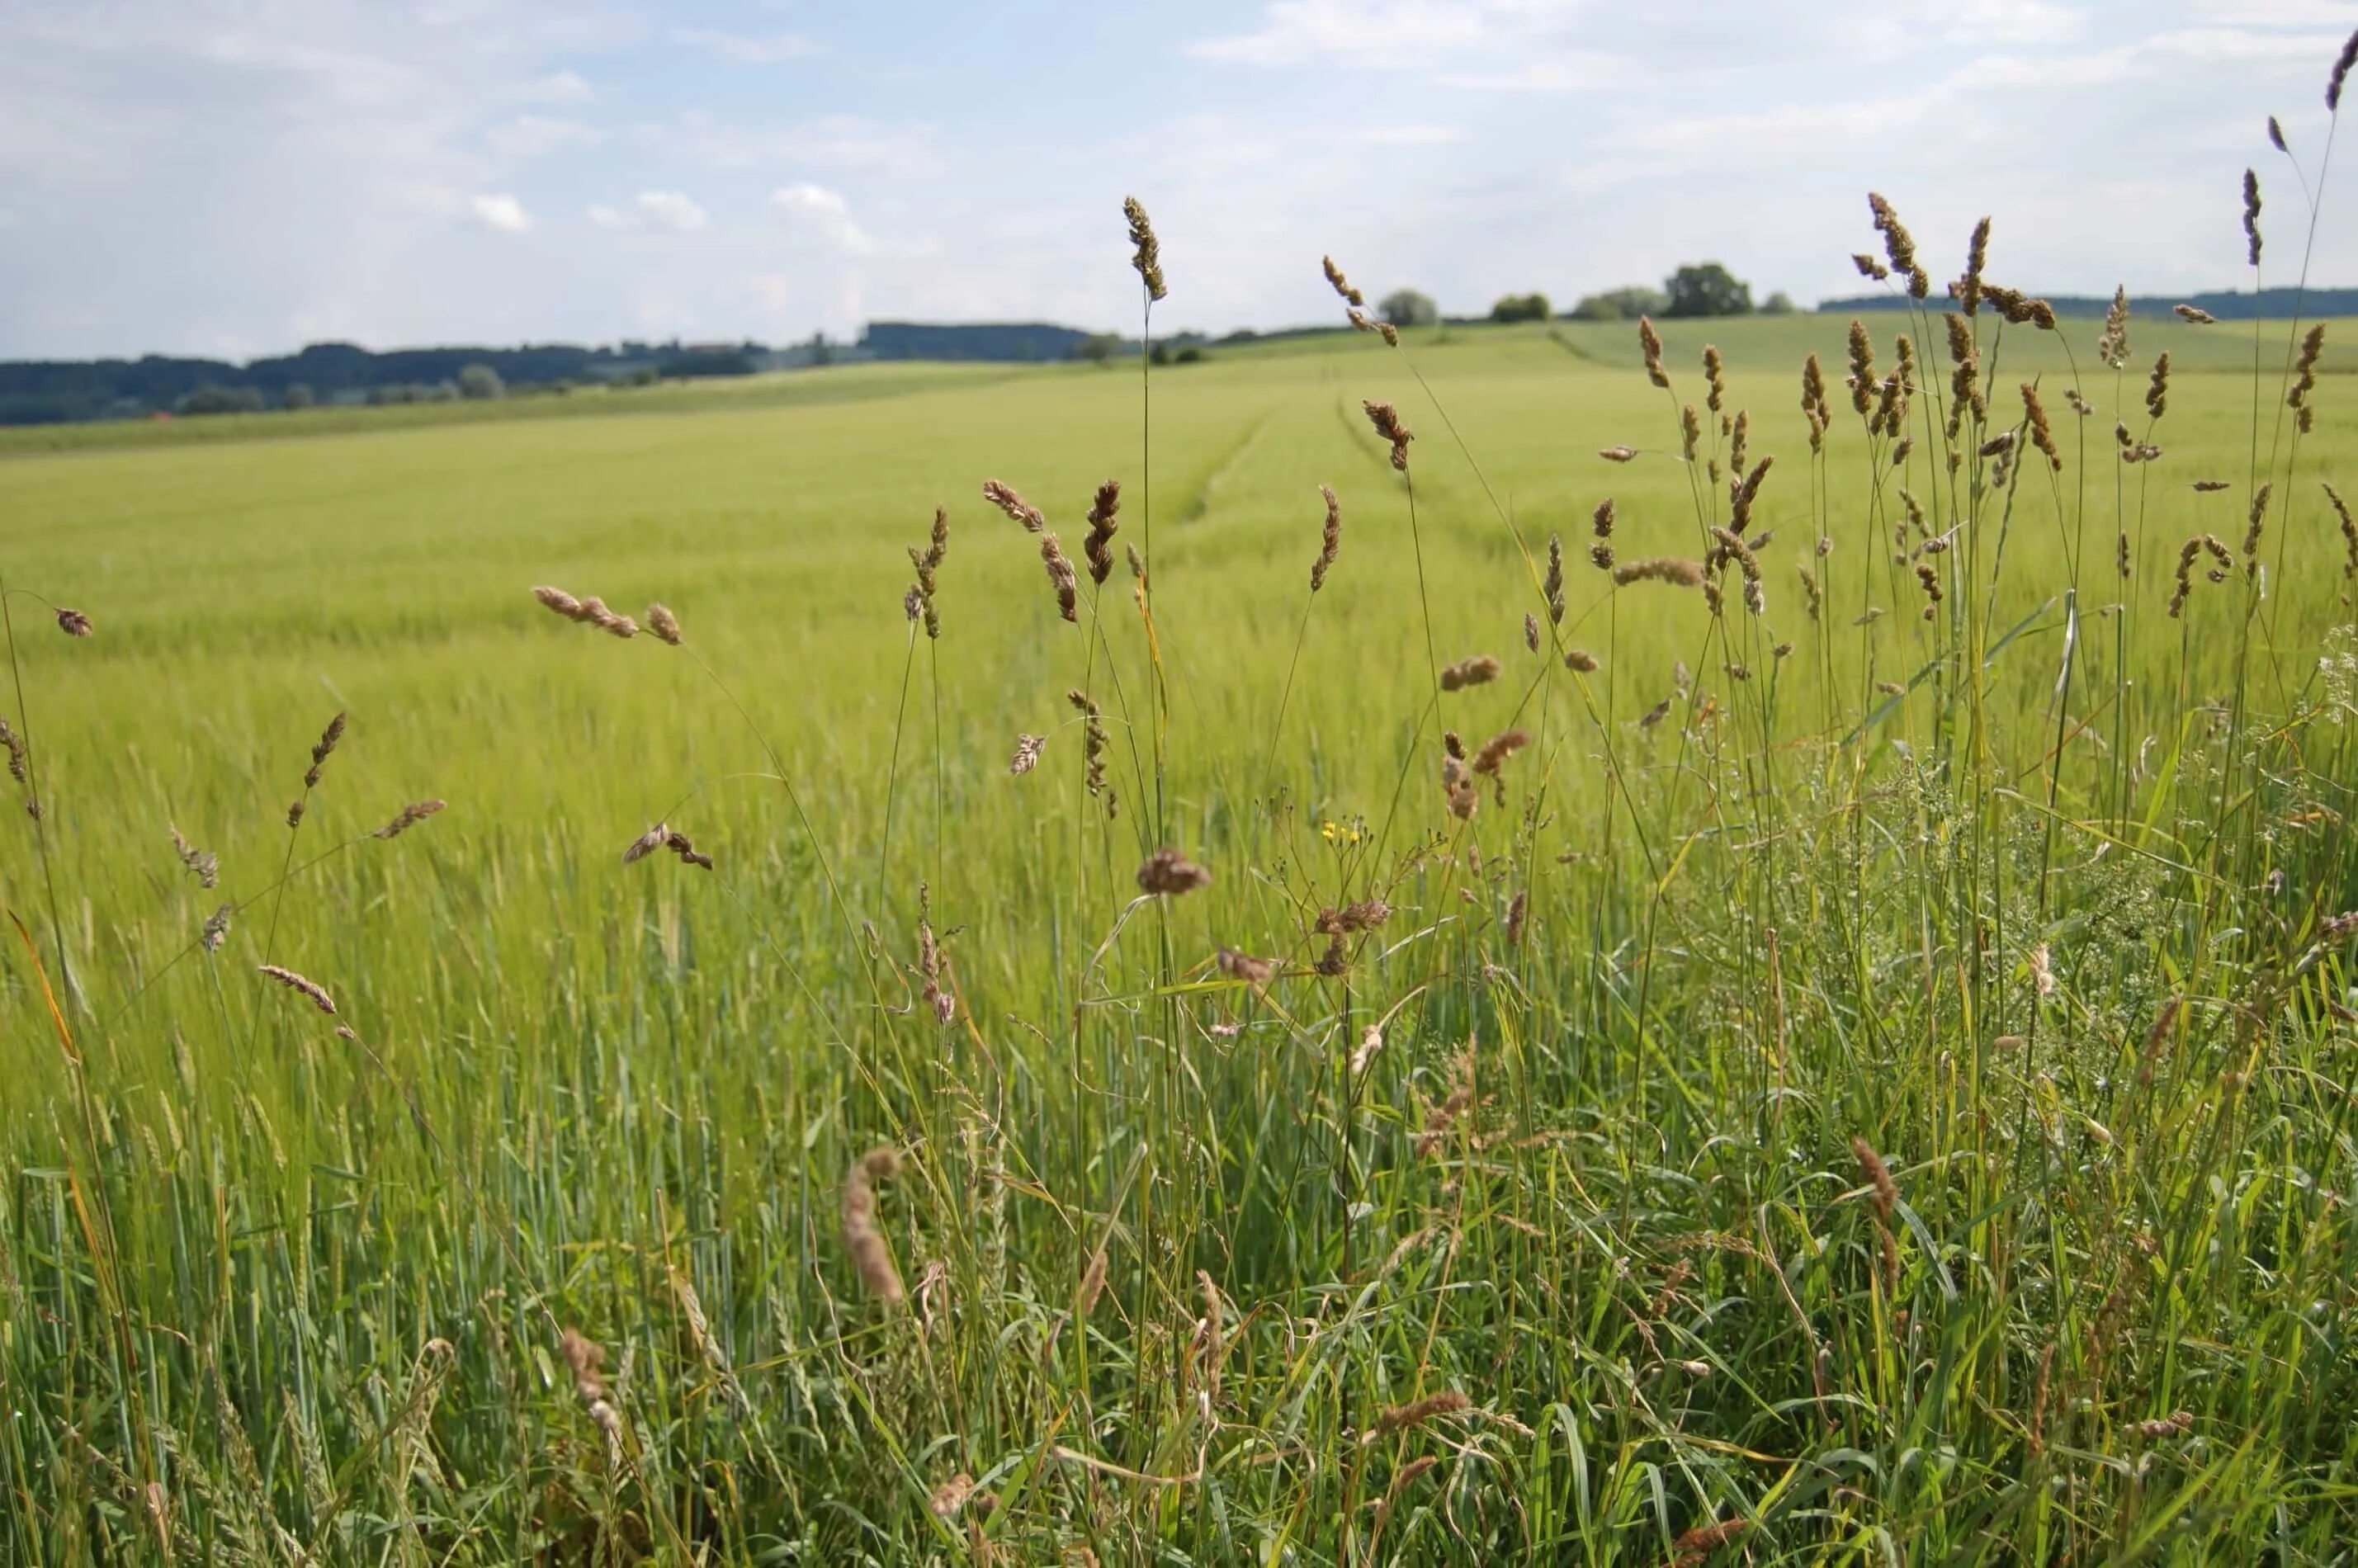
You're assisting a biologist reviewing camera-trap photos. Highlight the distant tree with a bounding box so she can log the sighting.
[283,382,314,410]
[1077,332,1122,366]
[1760,290,1798,316]
[808,331,834,367]
[1568,286,1670,322]
[177,384,264,416]
[1150,341,1172,366]
[1663,263,1754,319]
[456,364,504,400]
[656,349,756,380]
[1490,292,1552,324]
[1174,345,1204,364]
[1380,288,1439,328]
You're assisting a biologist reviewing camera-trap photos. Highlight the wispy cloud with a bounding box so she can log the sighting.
[772,182,872,253]
[670,27,823,63]
[486,114,602,161]
[470,192,532,234]
[1188,0,1510,67]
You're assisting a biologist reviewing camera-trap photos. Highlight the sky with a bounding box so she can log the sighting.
[2,0,2356,361]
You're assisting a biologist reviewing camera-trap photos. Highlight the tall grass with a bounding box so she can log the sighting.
[6,73,2358,1565]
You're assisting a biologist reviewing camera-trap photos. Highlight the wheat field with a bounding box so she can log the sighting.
[3,209,2358,1563]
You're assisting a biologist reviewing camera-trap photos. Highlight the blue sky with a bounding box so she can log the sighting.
[2,0,2355,359]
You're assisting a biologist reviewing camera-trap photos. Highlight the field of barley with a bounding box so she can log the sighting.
[5,214,2358,1562]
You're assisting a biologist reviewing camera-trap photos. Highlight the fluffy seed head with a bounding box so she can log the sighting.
[1136,848,1212,896]
[645,603,683,645]
[1612,556,1706,588]
[55,607,92,637]
[1438,654,1502,692]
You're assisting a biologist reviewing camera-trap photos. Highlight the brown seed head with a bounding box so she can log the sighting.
[1439,654,1502,691]
[1009,732,1045,775]
[1083,479,1122,585]
[1362,400,1414,470]
[2244,169,2263,266]
[1852,1136,1897,1217]
[1136,847,1212,896]
[1955,216,1991,315]
[1321,254,1364,307]
[1375,1390,1471,1436]
[645,602,683,645]
[2175,303,2217,324]
[1470,727,1529,776]
[258,964,337,1015]
[1122,196,1167,301]
[54,607,92,637]
[982,479,1045,532]
[1311,484,1342,591]
[373,800,446,839]
[1638,316,1669,387]
[2332,27,2358,109]
[1612,556,1706,588]
[1040,533,1080,621]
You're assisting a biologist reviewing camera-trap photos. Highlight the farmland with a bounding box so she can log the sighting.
[3,295,2357,1563]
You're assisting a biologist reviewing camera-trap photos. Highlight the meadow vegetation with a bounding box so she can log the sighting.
[6,79,2358,1566]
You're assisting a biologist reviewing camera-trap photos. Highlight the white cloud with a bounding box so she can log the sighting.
[634,190,708,231]
[486,114,602,161]
[1437,52,1622,91]
[1356,124,1466,145]
[772,182,872,253]
[517,68,595,105]
[1191,0,1489,65]
[671,27,822,63]
[470,192,532,234]
[587,202,625,229]
[1949,0,2087,45]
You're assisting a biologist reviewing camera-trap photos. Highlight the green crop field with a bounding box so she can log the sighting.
[4,285,2358,1563]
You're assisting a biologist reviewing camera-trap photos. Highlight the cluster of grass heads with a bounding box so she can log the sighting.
[8,97,2358,1568]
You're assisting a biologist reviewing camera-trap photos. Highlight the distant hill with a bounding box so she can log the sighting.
[858,322,1093,362]
[1817,286,2358,319]
[0,321,1157,426]
[0,341,651,426]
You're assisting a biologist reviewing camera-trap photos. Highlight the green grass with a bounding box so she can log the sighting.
[2,297,2356,1564]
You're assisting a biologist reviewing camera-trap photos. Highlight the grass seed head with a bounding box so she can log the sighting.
[258,964,337,1015]
[1311,484,1342,591]
[1083,479,1122,585]
[1362,400,1414,470]
[1638,316,1669,388]
[1122,195,1167,301]
[645,602,683,645]
[373,800,446,839]
[171,827,219,888]
[1612,557,1706,588]
[1136,847,1211,896]
[982,478,1044,531]
[55,607,92,637]
[1439,654,1502,691]
[2244,169,2263,266]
